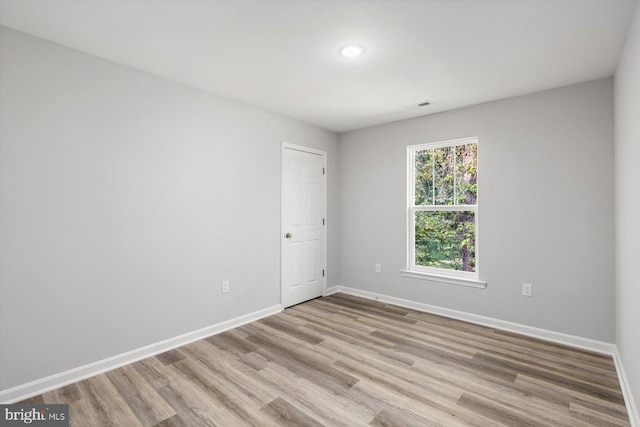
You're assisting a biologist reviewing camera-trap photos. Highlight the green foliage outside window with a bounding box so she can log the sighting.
[415,211,476,272]
[413,143,477,273]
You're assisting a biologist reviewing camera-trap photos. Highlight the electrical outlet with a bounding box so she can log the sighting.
[222,280,230,294]
[375,263,381,273]
[522,283,533,297]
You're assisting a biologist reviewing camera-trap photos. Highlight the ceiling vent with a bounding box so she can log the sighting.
[402,101,432,110]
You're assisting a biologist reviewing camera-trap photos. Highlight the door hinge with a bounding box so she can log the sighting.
[322,269,325,277]
[322,167,325,175]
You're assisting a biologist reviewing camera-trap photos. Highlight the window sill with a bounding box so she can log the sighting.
[400,270,487,289]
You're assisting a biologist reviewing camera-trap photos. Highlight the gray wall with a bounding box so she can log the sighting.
[0,27,339,390]
[615,2,640,412]
[338,78,615,342]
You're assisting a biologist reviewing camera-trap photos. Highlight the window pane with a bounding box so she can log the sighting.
[455,143,478,205]
[414,150,433,205]
[433,147,454,205]
[415,210,475,272]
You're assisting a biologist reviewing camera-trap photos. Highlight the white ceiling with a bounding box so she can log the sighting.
[0,0,636,133]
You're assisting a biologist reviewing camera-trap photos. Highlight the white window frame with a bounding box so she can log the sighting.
[402,137,486,288]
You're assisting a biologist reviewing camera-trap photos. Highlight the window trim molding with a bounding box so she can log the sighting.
[406,137,483,284]
[400,270,487,289]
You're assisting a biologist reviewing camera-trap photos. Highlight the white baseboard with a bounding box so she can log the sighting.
[613,348,640,427]
[329,286,615,353]
[327,285,639,425]
[324,285,341,296]
[0,304,282,404]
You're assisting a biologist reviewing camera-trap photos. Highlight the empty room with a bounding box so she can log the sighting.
[1,0,639,426]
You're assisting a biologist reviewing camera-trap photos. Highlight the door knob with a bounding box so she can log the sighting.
[285,232,293,239]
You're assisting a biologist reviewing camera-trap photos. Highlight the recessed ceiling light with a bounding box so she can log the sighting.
[340,45,365,59]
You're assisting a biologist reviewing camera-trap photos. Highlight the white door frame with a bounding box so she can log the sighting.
[280,141,327,307]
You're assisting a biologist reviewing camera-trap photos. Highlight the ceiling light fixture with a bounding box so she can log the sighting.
[340,45,365,59]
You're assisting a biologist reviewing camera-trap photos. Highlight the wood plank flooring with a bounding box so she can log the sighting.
[20,293,630,426]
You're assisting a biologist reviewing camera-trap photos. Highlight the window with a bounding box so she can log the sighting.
[404,137,484,287]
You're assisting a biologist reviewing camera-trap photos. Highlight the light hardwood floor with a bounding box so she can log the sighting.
[21,293,630,426]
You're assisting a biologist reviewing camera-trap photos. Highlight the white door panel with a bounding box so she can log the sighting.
[281,144,326,308]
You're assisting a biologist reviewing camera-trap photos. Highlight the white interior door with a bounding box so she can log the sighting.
[281,143,326,308]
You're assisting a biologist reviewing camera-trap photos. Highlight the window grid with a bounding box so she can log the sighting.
[408,137,479,281]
